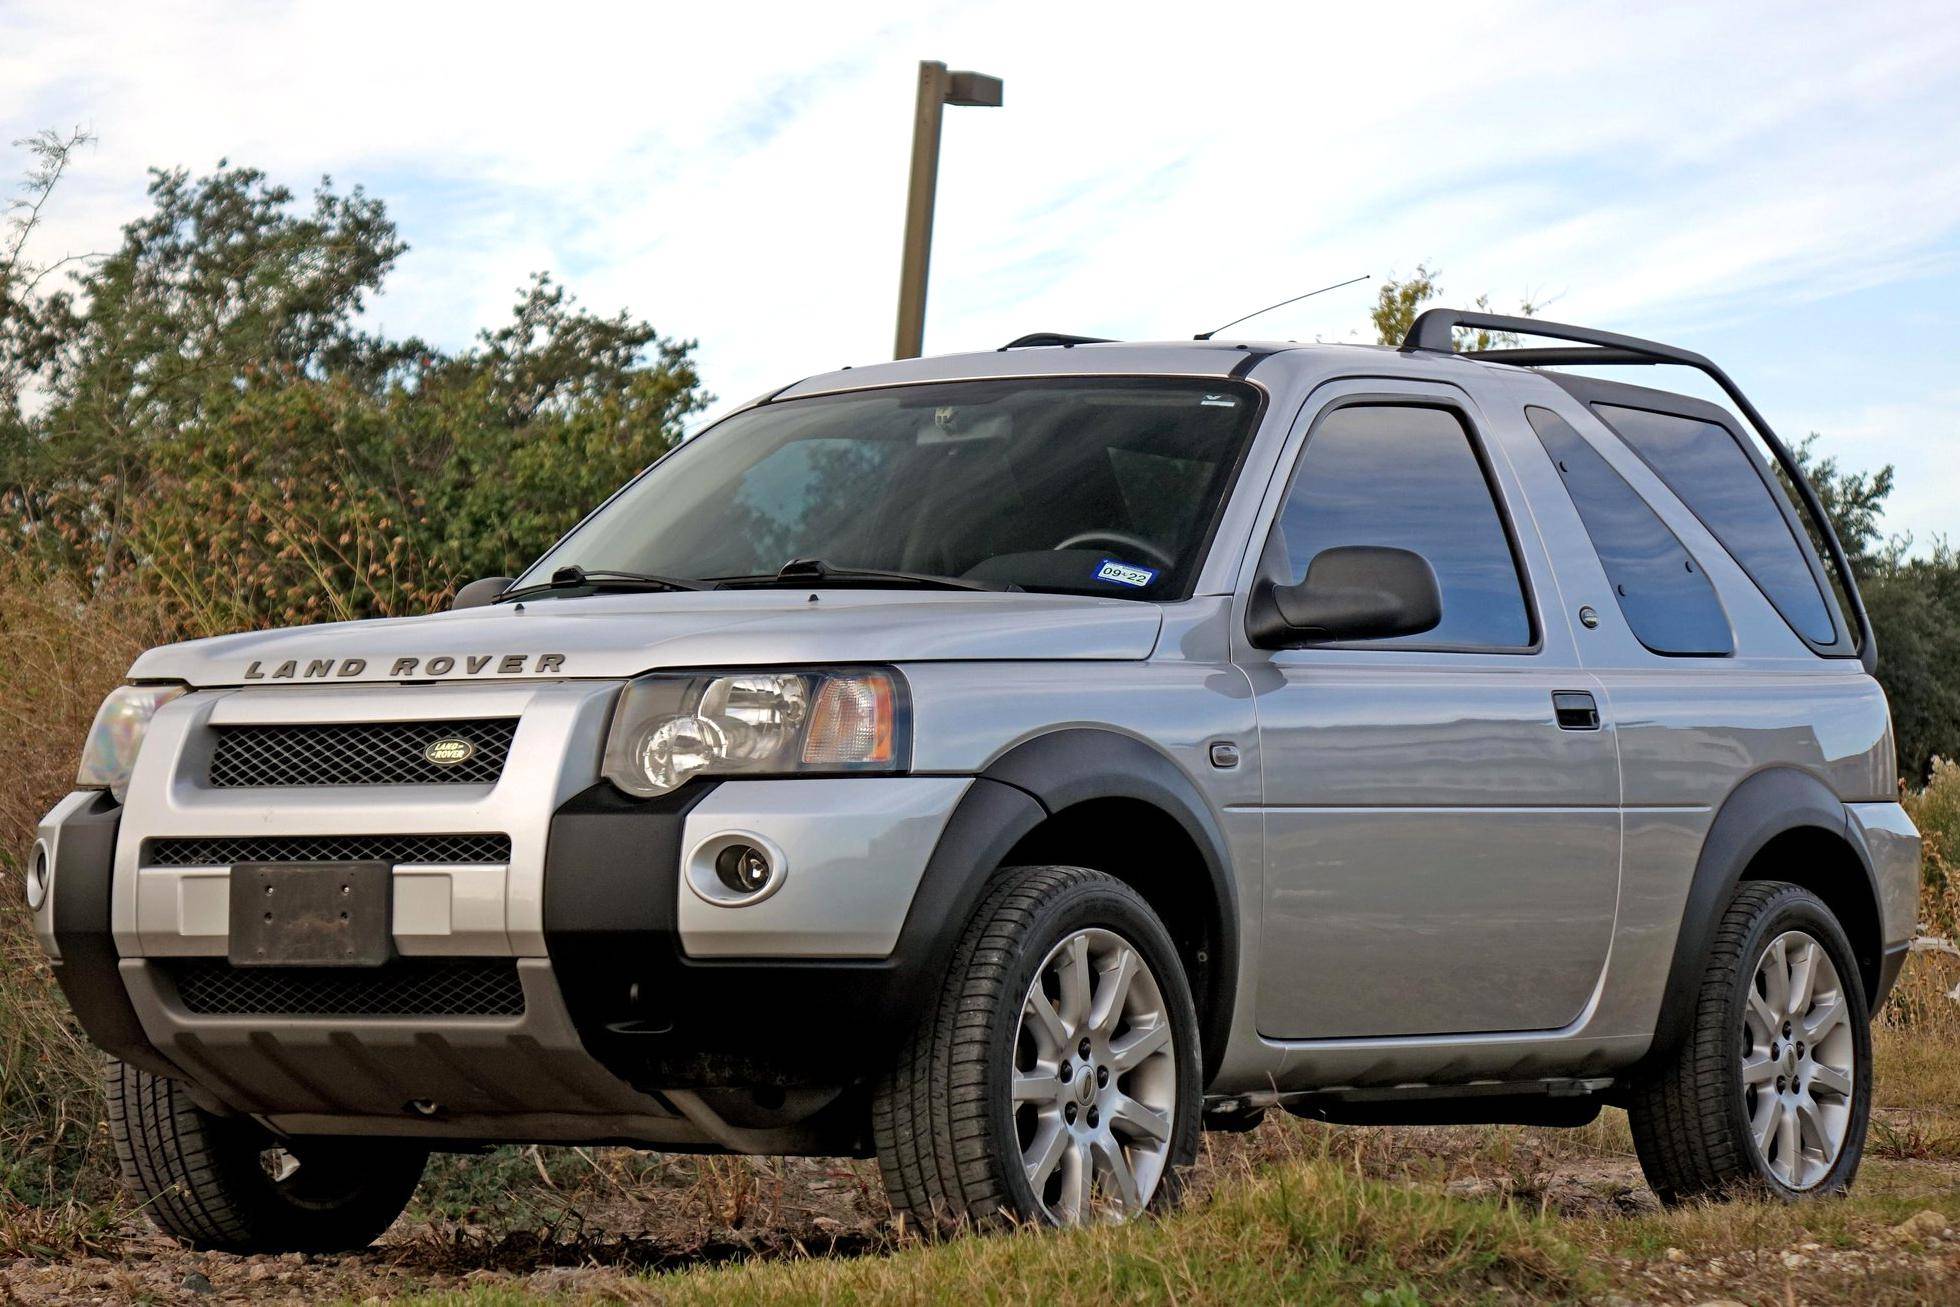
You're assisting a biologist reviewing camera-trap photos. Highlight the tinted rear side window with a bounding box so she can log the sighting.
[1592,404,1838,647]
[1527,407,1732,656]
[1277,404,1533,650]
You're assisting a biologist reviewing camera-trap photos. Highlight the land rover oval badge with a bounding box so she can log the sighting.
[424,738,476,767]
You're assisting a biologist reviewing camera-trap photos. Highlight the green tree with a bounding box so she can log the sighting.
[0,144,706,629]
[1784,433,1894,567]
[1785,437,1960,782]
[1370,262,1537,350]
[3,159,414,571]
[1862,554,1960,783]
[0,128,93,458]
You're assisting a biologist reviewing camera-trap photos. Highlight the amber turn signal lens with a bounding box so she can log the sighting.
[803,672,896,765]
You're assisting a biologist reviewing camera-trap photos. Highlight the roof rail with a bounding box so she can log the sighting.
[999,332,1112,350]
[1403,308,1876,672]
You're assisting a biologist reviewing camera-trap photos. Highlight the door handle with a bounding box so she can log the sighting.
[1552,689,1599,732]
[1552,691,1600,731]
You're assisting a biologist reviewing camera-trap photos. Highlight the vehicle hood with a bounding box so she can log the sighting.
[128,590,1166,687]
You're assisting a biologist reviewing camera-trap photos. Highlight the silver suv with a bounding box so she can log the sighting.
[30,310,1920,1249]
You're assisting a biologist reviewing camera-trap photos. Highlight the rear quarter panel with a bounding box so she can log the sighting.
[1475,365,1905,1037]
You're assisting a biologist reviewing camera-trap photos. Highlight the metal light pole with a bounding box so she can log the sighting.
[894,60,1003,359]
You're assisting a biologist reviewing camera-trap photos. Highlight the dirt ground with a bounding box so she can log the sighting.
[4,1107,1958,1305]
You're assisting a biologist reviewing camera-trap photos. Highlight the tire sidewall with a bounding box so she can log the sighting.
[1720,886,1872,1199]
[981,875,1204,1222]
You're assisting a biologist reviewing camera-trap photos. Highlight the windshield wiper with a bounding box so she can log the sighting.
[712,558,1017,593]
[496,564,709,603]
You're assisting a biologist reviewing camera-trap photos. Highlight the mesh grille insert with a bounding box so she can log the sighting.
[167,958,525,1017]
[208,719,517,787]
[146,834,512,868]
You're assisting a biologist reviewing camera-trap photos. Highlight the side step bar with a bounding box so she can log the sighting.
[1205,1076,1614,1130]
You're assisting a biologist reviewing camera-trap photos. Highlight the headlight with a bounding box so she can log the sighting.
[77,684,187,802]
[602,669,908,798]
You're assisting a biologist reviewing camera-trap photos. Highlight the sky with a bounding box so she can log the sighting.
[2,0,1956,543]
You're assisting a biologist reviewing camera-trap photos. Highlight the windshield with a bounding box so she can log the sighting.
[521,377,1262,599]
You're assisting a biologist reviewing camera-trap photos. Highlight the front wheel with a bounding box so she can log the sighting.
[106,1059,428,1252]
[1628,880,1872,1204]
[873,865,1203,1228]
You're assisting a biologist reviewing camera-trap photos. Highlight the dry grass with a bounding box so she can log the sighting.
[1870,756,1960,1162]
[361,1106,1960,1306]
[386,1135,1595,1307]
[0,564,173,1218]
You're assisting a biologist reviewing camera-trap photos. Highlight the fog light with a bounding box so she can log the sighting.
[715,843,772,895]
[685,831,787,907]
[25,841,50,912]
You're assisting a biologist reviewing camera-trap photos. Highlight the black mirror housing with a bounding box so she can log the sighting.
[451,577,516,610]
[1248,546,1442,648]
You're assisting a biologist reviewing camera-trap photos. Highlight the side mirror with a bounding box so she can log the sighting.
[451,577,516,610]
[1248,546,1442,648]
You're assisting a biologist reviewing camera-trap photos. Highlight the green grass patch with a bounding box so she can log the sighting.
[382,1156,1595,1306]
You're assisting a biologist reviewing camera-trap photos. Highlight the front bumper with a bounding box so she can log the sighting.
[34,683,1025,1148]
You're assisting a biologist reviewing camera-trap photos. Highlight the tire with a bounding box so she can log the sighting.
[1628,880,1872,1205]
[106,1059,428,1252]
[872,865,1203,1229]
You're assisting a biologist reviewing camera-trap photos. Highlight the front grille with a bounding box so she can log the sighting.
[167,958,525,1017]
[146,834,512,868]
[208,719,517,787]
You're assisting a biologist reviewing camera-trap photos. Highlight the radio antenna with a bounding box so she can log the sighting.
[1193,273,1372,341]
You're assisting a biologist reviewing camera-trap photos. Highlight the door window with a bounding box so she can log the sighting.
[1275,404,1533,649]
[1527,407,1733,656]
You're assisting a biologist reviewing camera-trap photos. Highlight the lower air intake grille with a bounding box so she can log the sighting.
[208,718,517,787]
[146,834,512,868]
[167,959,526,1018]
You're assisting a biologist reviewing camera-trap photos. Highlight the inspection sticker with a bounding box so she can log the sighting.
[1096,559,1157,588]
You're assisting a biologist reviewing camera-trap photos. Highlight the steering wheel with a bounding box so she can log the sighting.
[1051,530,1174,571]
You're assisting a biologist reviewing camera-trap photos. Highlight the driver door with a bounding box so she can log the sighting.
[1240,384,1621,1040]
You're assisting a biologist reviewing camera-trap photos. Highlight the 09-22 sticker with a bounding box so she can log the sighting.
[1095,558,1157,588]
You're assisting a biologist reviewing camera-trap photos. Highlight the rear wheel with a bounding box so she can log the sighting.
[106,1059,427,1252]
[873,865,1202,1228]
[1628,881,1871,1204]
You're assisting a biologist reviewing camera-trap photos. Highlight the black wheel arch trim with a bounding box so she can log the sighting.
[541,734,1239,1091]
[1647,766,1885,1063]
[948,728,1240,1080]
[541,776,1050,1098]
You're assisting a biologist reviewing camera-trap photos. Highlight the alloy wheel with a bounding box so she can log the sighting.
[1740,929,1856,1190]
[1011,927,1179,1223]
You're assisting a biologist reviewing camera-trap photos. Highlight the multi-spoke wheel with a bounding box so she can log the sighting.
[1739,930,1857,1189]
[1629,880,1872,1205]
[874,866,1202,1229]
[1013,928,1179,1221]
[106,1059,427,1251]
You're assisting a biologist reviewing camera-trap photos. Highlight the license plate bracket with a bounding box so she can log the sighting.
[228,862,393,967]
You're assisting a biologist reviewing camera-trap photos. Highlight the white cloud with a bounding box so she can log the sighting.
[4,0,1958,536]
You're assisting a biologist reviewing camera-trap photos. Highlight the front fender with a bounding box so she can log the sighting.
[967,728,1239,1078]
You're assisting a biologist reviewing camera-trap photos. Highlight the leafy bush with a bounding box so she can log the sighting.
[1903,757,1960,940]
